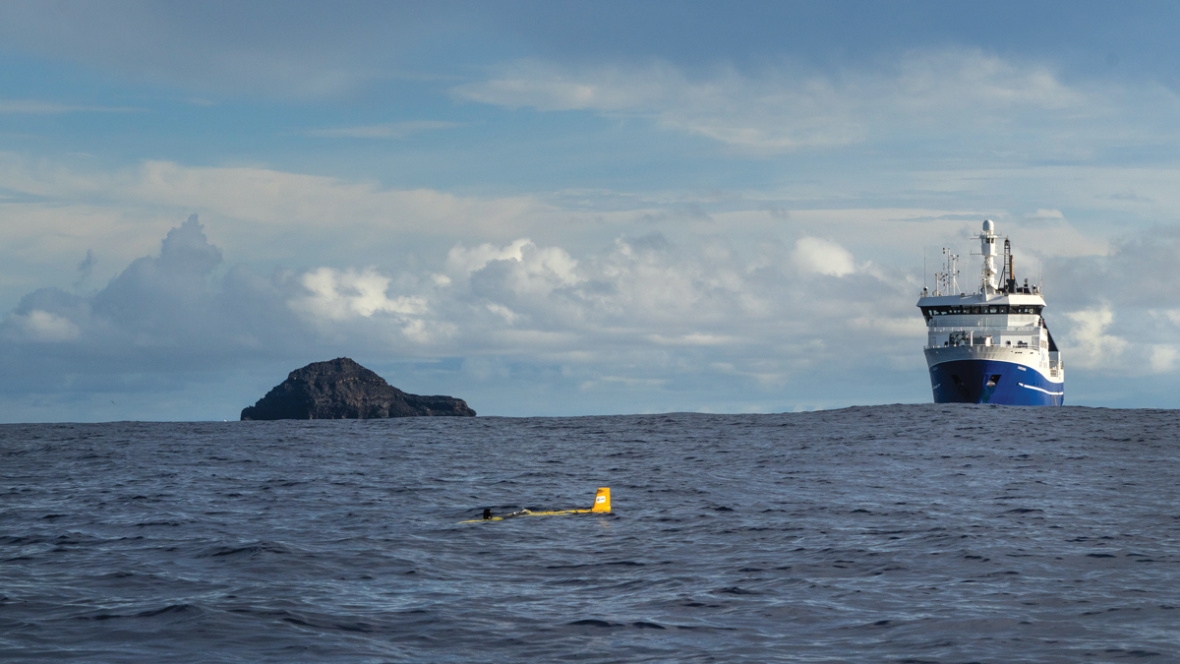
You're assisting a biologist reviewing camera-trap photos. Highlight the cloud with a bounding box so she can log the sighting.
[89,214,222,332]
[1025,209,1065,223]
[792,237,857,277]
[7,309,81,343]
[0,155,555,267]
[1,215,231,355]
[454,50,1094,154]
[1049,227,1180,309]
[290,267,428,331]
[0,99,142,114]
[1043,229,1180,377]
[0,4,442,99]
[0,216,926,413]
[0,153,1151,299]
[1063,305,1128,369]
[73,249,96,291]
[459,240,581,297]
[446,238,545,275]
[1148,344,1179,373]
[306,121,464,139]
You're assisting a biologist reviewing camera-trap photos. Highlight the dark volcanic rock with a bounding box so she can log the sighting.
[240,358,476,420]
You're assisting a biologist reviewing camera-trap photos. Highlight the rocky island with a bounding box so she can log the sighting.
[240,357,476,420]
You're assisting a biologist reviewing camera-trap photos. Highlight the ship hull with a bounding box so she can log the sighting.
[928,358,1063,406]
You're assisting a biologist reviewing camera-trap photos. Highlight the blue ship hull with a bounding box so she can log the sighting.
[929,359,1063,406]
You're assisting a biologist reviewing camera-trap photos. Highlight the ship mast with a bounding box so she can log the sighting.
[932,248,959,296]
[977,219,999,294]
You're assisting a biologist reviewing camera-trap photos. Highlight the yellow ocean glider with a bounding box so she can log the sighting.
[463,487,610,523]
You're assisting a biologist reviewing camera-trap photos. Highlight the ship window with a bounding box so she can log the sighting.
[923,304,1032,317]
[924,304,1032,315]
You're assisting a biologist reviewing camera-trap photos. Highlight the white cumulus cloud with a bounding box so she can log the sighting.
[792,237,857,277]
[291,268,428,321]
[1063,305,1128,369]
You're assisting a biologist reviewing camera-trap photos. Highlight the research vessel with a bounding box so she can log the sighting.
[917,220,1063,405]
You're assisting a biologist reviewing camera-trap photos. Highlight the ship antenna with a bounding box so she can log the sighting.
[934,248,961,296]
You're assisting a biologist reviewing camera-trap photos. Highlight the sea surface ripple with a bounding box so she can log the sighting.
[2,405,1179,662]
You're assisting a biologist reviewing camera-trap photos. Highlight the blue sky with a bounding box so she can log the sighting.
[2,1,1180,421]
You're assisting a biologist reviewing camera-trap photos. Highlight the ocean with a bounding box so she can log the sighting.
[2,405,1178,662]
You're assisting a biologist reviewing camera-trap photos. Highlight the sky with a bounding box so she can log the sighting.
[2,1,1180,421]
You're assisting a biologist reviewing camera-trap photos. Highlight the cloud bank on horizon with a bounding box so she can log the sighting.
[2,1,1180,421]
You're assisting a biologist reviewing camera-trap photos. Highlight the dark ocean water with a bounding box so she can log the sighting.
[2,405,1179,663]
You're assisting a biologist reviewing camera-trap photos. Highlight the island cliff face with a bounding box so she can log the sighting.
[240,358,476,420]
